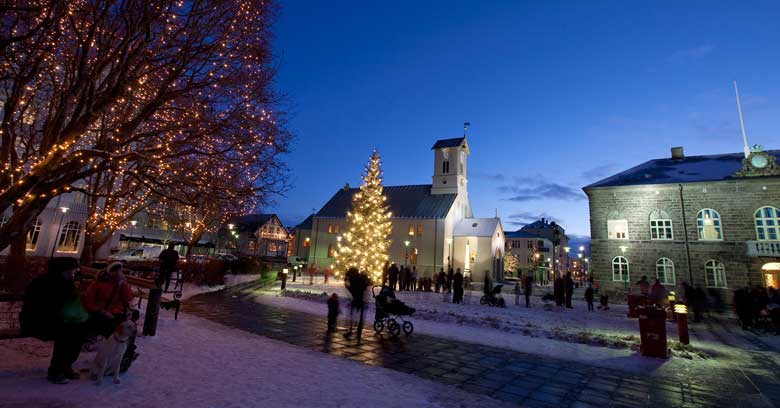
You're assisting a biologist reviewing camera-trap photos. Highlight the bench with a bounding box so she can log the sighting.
[0,293,24,340]
[80,266,183,320]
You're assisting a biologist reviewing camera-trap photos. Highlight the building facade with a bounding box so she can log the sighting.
[295,136,505,285]
[504,230,552,282]
[584,146,780,301]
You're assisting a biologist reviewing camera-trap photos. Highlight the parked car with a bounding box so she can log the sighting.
[215,254,239,262]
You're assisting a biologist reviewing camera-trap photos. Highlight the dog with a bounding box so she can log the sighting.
[90,319,137,385]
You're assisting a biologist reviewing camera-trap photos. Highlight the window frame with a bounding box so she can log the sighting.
[754,206,780,241]
[611,256,629,282]
[56,221,82,253]
[649,210,673,240]
[655,257,675,285]
[696,208,723,241]
[704,260,727,288]
[26,218,42,251]
[607,219,629,240]
[416,224,423,236]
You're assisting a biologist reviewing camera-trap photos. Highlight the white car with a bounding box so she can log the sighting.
[109,246,163,262]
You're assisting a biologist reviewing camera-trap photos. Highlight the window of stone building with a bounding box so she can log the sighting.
[612,256,629,282]
[442,160,450,174]
[411,248,418,264]
[26,218,42,251]
[697,209,723,241]
[327,244,335,258]
[754,206,780,241]
[56,221,82,253]
[408,225,414,236]
[417,224,423,236]
[656,258,675,285]
[705,260,727,288]
[607,219,629,240]
[650,210,673,240]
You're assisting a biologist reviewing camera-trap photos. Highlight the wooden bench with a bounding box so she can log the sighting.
[80,266,183,320]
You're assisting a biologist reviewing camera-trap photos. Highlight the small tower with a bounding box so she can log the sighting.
[431,137,469,196]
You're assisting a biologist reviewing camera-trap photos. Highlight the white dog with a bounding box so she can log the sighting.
[90,320,137,385]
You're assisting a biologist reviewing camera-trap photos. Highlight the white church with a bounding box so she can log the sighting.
[294,136,505,285]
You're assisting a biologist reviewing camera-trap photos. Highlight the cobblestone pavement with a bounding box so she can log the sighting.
[183,283,775,408]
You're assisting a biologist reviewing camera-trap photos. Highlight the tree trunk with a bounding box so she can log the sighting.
[3,234,29,293]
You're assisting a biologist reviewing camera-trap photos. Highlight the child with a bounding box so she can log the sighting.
[584,284,595,312]
[326,293,340,333]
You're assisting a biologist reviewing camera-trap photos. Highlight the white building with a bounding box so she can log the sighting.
[295,136,505,285]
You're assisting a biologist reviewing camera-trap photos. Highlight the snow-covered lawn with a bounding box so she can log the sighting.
[179,273,262,300]
[0,312,511,408]
[248,281,767,378]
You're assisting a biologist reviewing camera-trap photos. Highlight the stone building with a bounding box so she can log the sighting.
[584,146,780,302]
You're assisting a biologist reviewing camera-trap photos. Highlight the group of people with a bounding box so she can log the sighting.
[20,258,135,384]
[734,285,780,333]
[384,263,419,291]
[552,272,576,309]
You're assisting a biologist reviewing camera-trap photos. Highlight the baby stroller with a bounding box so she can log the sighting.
[480,285,506,307]
[372,286,415,337]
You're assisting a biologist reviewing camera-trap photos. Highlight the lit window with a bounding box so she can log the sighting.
[334,224,340,234]
[248,240,256,251]
[410,248,418,264]
[327,224,333,234]
[612,256,629,282]
[269,243,277,252]
[754,206,780,241]
[56,221,82,253]
[704,260,727,288]
[416,225,423,236]
[697,209,723,241]
[26,218,42,251]
[328,244,335,258]
[408,225,414,236]
[608,219,629,240]
[655,258,675,285]
[649,210,673,240]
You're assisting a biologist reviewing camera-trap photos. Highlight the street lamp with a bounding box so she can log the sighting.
[228,223,235,230]
[130,220,138,249]
[404,240,410,266]
[579,245,585,252]
[446,237,453,270]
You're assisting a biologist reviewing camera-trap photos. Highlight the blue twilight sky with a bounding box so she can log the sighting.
[266,1,780,237]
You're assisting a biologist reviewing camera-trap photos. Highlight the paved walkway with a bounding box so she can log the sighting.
[183,283,775,408]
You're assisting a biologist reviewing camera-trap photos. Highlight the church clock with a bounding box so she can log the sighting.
[735,145,780,177]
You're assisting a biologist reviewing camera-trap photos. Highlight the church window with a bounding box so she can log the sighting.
[416,225,423,236]
[442,161,449,174]
[697,209,722,241]
[327,244,335,258]
[408,225,414,236]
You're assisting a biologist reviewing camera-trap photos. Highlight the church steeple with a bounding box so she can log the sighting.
[431,136,469,196]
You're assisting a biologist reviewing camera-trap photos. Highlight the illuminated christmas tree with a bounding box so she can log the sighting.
[336,150,393,282]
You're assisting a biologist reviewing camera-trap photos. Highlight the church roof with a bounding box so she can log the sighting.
[505,230,544,239]
[294,214,313,230]
[584,150,780,189]
[316,184,457,219]
[431,137,466,149]
[453,218,502,237]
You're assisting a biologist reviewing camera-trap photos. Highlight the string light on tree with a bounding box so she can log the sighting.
[336,150,393,282]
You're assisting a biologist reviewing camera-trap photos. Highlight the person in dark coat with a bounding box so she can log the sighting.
[585,284,595,312]
[344,268,370,339]
[452,268,464,304]
[564,272,574,309]
[734,286,753,330]
[20,257,90,384]
[326,293,340,333]
[157,243,179,290]
[523,273,533,308]
[404,266,412,291]
[436,268,446,293]
[447,266,454,294]
[553,276,564,307]
[382,261,390,286]
[398,266,405,291]
[692,286,707,322]
[388,263,399,290]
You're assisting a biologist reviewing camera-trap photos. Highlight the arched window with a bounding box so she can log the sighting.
[56,221,82,253]
[656,258,675,285]
[410,248,418,265]
[327,244,335,258]
[408,225,414,236]
[704,260,727,288]
[755,206,780,241]
[612,256,629,282]
[607,210,628,240]
[26,218,42,251]
[697,209,723,241]
[649,210,673,240]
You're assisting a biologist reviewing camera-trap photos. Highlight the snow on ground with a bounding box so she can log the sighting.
[179,273,262,300]
[0,312,511,408]
[248,281,762,377]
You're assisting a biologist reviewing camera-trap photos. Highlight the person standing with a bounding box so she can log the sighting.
[382,261,390,286]
[388,263,399,290]
[554,276,564,307]
[523,273,533,308]
[637,276,650,296]
[326,293,340,333]
[21,257,90,384]
[344,268,369,339]
[564,272,574,309]
[437,268,446,293]
[452,268,464,304]
[157,243,179,291]
[411,266,418,291]
[585,284,595,312]
[649,279,666,306]
[446,266,454,294]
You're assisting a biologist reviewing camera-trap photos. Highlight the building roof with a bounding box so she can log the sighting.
[294,214,314,230]
[316,184,457,219]
[232,214,281,233]
[431,137,466,149]
[505,230,543,239]
[584,150,780,189]
[453,218,502,237]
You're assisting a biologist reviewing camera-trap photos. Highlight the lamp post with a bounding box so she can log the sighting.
[305,237,311,262]
[620,245,628,292]
[404,240,410,266]
[130,220,137,249]
[446,238,452,271]
[564,246,570,275]
[50,206,69,258]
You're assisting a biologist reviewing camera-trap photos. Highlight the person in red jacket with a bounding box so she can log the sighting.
[84,262,134,337]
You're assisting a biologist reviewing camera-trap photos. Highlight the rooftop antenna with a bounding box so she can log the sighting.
[733,80,750,158]
[463,121,470,137]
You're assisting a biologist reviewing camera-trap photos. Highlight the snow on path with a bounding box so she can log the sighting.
[250,285,749,378]
[0,313,511,408]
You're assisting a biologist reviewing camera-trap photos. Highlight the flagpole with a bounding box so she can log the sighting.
[734,80,750,158]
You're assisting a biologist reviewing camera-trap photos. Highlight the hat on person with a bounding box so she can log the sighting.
[48,257,79,274]
[107,261,124,273]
